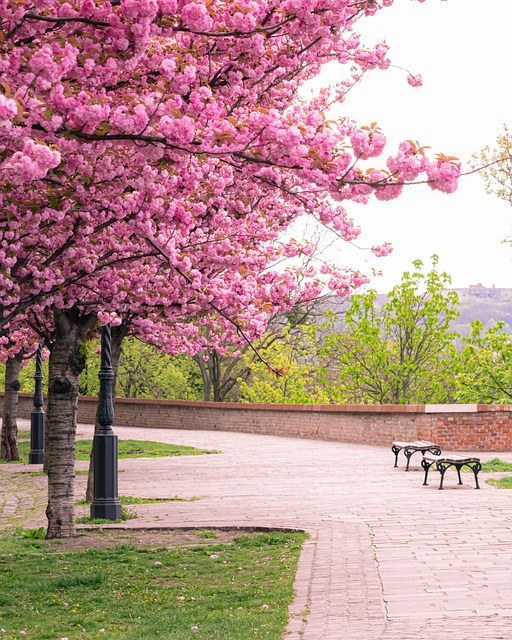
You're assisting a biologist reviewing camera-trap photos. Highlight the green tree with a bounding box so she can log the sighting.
[191,296,332,402]
[323,257,460,404]
[72,337,203,400]
[193,348,251,402]
[239,323,332,404]
[114,338,202,400]
[454,320,512,403]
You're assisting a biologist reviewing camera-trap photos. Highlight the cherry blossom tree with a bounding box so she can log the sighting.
[1,0,461,332]
[1,0,461,537]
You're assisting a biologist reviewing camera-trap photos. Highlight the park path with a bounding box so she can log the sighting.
[4,420,512,639]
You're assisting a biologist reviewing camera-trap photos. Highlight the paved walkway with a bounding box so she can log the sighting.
[3,421,512,639]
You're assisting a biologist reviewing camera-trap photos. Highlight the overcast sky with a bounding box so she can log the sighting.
[315,0,512,293]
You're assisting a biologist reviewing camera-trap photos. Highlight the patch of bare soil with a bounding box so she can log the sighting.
[48,527,272,550]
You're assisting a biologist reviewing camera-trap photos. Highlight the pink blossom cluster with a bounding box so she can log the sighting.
[350,126,387,160]
[371,242,393,257]
[2,140,61,185]
[0,0,460,357]
[386,141,461,193]
[407,73,423,88]
[424,156,461,194]
[0,94,18,131]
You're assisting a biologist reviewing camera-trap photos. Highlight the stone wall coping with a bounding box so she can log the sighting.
[424,404,478,413]
[7,393,512,414]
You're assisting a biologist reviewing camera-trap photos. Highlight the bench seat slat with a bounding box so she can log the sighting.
[392,440,436,448]
[392,441,441,470]
[421,454,481,490]
[423,454,480,464]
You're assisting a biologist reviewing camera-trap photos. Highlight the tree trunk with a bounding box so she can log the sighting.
[193,352,210,401]
[211,351,223,402]
[85,323,127,503]
[45,308,97,539]
[1,354,22,461]
[194,350,222,401]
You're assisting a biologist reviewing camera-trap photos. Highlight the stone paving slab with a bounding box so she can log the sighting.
[4,420,512,638]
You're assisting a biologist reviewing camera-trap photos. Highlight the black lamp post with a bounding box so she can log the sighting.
[28,345,45,464]
[90,324,122,520]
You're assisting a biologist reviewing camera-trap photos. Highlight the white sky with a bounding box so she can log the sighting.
[316,0,512,293]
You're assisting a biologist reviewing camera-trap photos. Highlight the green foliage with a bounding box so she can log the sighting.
[453,321,512,403]
[322,256,460,404]
[240,324,332,404]
[0,355,50,395]
[192,341,252,402]
[116,338,203,400]
[8,263,512,407]
[191,299,329,402]
[74,336,203,399]
[238,258,470,405]
[0,529,306,639]
[1,337,203,400]
[77,339,101,396]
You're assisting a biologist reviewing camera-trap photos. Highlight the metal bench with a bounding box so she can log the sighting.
[392,440,441,471]
[421,454,482,490]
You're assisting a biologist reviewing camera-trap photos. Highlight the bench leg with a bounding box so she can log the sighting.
[392,445,401,468]
[471,462,482,489]
[421,458,433,485]
[437,462,448,490]
[455,464,464,485]
[404,448,414,471]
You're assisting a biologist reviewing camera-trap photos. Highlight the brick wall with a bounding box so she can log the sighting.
[4,394,512,451]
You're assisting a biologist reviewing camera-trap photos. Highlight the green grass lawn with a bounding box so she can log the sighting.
[480,458,512,472]
[11,439,220,464]
[0,528,306,640]
[486,476,512,489]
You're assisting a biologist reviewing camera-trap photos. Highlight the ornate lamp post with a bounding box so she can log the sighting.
[28,345,45,464]
[90,324,122,520]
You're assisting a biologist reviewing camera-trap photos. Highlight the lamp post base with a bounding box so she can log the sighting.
[90,432,122,521]
[90,499,122,521]
[28,410,45,465]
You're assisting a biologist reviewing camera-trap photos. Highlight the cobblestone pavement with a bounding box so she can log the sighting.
[0,464,47,529]
[4,420,512,639]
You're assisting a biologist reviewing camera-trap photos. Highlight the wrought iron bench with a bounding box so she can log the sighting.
[421,454,482,490]
[392,440,441,471]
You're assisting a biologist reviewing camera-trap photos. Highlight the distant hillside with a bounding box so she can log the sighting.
[448,285,512,336]
[317,284,512,336]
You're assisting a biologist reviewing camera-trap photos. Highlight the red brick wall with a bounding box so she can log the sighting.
[4,394,512,451]
[433,407,512,451]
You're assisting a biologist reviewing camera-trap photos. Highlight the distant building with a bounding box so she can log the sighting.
[449,284,512,302]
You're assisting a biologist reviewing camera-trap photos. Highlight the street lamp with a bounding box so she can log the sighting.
[28,345,45,464]
[90,324,122,520]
